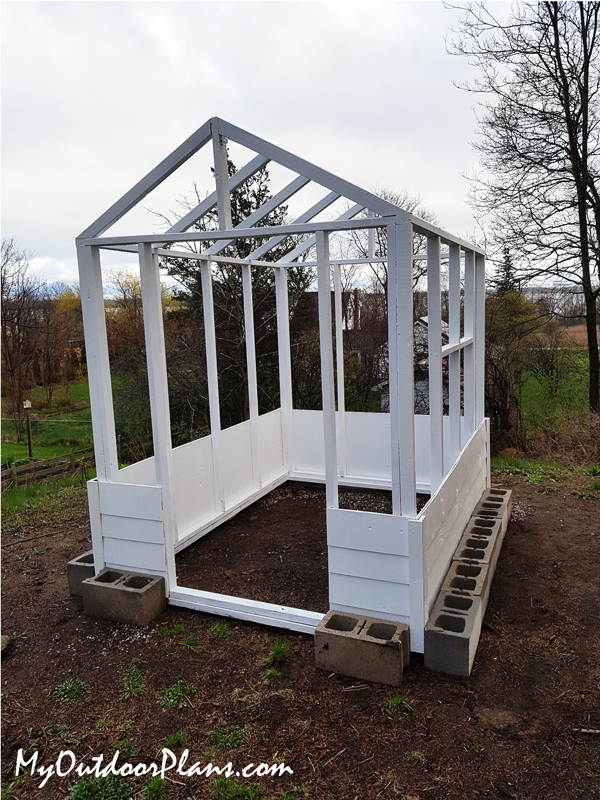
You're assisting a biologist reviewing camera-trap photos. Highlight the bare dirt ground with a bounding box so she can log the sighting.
[1,473,599,800]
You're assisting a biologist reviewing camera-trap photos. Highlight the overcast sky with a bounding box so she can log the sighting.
[1,1,506,285]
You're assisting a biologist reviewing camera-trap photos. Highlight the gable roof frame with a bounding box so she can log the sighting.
[77,117,408,247]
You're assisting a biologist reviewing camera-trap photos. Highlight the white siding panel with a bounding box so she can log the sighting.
[257,409,285,483]
[101,515,164,545]
[330,602,410,627]
[326,508,408,555]
[329,574,410,618]
[221,420,254,508]
[345,412,391,480]
[292,409,325,474]
[172,435,215,538]
[329,546,409,584]
[116,457,156,486]
[422,421,488,612]
[98,481,162,520]
[103,537,166,574]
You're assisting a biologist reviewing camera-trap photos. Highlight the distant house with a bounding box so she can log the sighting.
[376,316,452,415]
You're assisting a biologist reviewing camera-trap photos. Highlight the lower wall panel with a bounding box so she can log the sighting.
[421,421,489,613]
[103,537,166,575]
[327,508,411,622]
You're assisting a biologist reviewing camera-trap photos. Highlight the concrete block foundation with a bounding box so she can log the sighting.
[424,592,483,676]
[314,611,410,687]
[81,568,166,626]
[424,488,512,677]
[67,551,95,596]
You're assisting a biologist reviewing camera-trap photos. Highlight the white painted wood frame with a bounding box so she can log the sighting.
[77,117,488,650]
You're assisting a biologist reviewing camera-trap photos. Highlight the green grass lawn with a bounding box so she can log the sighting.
[519,354,590,432]
[1,380,93,466]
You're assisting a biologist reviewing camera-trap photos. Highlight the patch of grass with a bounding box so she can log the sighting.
[69,774,130,800]
[209,621,230,639]
[95,719,110,732]
[282,786,306,800]
[120,658,146,700]
[119,719,133,733]
[408,749,424,762]
[142,776,170,800]
[595,651,600,681]
[54,678,86,705]
[208,775,263,800]
[262,639,291,681]
[164,730,187,750]
[109,738,135,757]
[183,634,199,647]
[386,691,413,715]
[157,680,197,710]
[208,726,245,751]
[1,468,96,513]
[473,743,486,757]
[170,622,187,635]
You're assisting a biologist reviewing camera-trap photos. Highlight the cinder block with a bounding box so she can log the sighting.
[472,489,512,531]
[441,561,488,597]
[454,526,499,565]
[424,592,483,676]
[425,488,512,676]
[314,611,410,687]
[67,551,95,596]
[81,569,166,626]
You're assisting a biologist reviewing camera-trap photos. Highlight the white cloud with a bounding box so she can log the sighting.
[1,1,506,280]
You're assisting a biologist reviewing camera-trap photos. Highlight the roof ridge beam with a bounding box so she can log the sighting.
[212,119,233,230]
[78,119,213,240]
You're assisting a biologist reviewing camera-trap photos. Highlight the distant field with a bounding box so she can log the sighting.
[564,324,599,346]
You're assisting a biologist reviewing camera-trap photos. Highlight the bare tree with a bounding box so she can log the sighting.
[449,1,600,411]
[1,238,43,440]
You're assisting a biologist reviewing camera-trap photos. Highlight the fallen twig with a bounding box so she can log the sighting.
[2,531,58,548]
[323,747,346,767]
[572,728,600,734]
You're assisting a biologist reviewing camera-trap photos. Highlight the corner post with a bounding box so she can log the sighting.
[388,217,416,518]
[138,242,177,592]
[317,231,338,510]
[427,235,444,492]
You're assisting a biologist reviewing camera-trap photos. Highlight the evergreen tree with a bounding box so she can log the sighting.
[491,247,521,297]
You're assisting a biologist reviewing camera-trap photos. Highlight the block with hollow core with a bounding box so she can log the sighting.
[472,489,512,530]
[81,569,166,626]
[314,611,410,687]
[67,551,95,596]
[453,526,500,565]
[424,592,483,676]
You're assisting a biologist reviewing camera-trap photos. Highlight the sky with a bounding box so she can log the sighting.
[1,1,507,285]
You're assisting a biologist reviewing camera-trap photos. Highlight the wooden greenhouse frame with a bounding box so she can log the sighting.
[76,117,488,653]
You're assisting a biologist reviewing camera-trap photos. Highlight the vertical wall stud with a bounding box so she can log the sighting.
[138,242,177,591]
[475,254,486,426]
[448,244,461,468]
[242,263,261,489]
[77,244,118,483]
[463,250,475,444]
[427,235,444,492]
[201,258,225,512]
[388,218,417,518]
[333,263,347,477]
[317,231,338,510]
[275,267,293,470]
